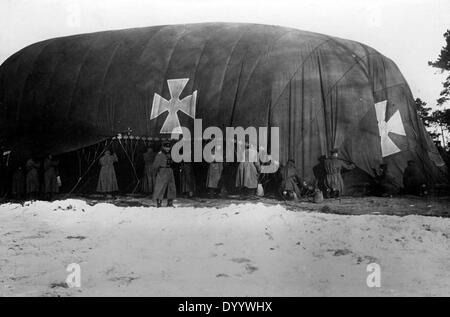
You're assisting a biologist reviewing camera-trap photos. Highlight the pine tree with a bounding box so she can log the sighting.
[429,30,450,106]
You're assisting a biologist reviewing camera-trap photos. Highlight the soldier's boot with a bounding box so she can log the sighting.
[167,199,174,207]
[156,200,162,208]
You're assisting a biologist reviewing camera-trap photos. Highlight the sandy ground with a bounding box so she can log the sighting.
[0,196,450,297]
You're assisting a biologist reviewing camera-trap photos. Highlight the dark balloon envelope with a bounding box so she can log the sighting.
[0,22,446,190]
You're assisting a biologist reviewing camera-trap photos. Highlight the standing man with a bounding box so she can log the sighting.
[44,154,59,201]
[235,141,260,197]
[206,147,223,198]
[324,148,355,198]
[153,141,176,207]
[25,157,40,200]
[97,150,119,198]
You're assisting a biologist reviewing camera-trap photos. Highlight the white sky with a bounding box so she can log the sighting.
[0,0,449,108]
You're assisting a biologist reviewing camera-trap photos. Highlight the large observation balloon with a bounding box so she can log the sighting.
[0,23,446,189]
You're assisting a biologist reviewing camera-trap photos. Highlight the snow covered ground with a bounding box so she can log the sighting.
[1,198,450,296]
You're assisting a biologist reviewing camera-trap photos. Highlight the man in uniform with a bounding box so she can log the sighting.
[97,150,119,198]
[26,156,41,200]
[235,141,260,198]
[324,148,355,198]
[206,146,223,198]
[153,141,176,207]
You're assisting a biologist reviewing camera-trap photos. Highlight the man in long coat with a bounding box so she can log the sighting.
[153,141,176,207]
[324,149,355,198]
[26,157,40,200]
[141,147,156,194]
[44,154,59,200]
[97,150,119,196]
[206,148,223,197]
[235,143,260,197]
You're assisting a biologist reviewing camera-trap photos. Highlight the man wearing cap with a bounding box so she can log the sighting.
[153,141,177,207]
[324,148,355,198]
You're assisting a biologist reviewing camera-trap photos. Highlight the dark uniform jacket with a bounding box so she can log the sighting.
[153,151,176,200]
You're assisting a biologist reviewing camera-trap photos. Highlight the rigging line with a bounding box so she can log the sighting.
[92,141,103,163]
[90,143,98,162]
[322,52,381,101]
[290,50,383,158]
[64,138,112,197]
[128,138,135,163]
[317,54,330,151]
[270,38,333,112]
[321,55,414,152]
[123,140,141,194]
[88,144,96,163]
[373,82,408,93]
[326,37,371,80]
[132,138,139,161]
[77,150,82,179]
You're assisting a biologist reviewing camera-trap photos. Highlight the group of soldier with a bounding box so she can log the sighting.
[7,154,60,200]
[0,140,430,204]
[94,140,429,207]
[96,140,265,207]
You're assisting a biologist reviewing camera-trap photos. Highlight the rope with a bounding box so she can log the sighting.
[117,139,140,194]
[63,139,112,197]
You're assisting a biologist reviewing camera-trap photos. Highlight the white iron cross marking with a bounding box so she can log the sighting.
[374,100,406,157]
[150,78,197,134]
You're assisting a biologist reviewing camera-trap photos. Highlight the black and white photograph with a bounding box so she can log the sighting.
[0,0,449,300]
